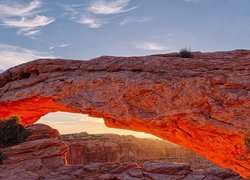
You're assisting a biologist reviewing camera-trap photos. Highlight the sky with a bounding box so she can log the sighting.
[0,0,250,137]
[39,112,159,138]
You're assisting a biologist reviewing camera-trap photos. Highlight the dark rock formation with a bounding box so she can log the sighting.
[0,50,249,177]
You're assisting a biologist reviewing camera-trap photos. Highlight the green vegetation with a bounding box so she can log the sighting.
[59,132,121,139]
[0,117,31,148]
[58,132,89,139]
[179,47,193,58]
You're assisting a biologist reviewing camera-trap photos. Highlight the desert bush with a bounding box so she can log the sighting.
[179,47,193,58]
[0,152,5,165]
[0,117,31,148]
[59,132,89,139]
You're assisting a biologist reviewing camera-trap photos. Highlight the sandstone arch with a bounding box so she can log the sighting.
[0,50,249,177]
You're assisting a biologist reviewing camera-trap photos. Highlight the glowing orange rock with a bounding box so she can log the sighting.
[0,50,249,177]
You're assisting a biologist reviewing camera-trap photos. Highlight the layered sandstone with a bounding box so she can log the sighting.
[61,133,215,169]
[47,162,242,180]
[0,124,68,180]
[0,50,249,177]
[0,124,243,180]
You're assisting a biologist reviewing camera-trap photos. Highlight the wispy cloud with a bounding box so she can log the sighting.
[63,0,137,28]
[0,43,55,69]
[49,43,70,50]
[88,0,136,15]
[120,16,152,26]
[0,1,54,36]
[21,29,41,36]
[77,15,106,28]
[0,1,41,18]
[136,41,167,51]
[2,15,54,29]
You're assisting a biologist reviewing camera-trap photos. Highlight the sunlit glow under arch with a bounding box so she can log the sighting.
[38,112,159,139]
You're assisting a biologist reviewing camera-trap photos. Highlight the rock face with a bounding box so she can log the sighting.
[0,50,249,177]
[0,124,243,180]
[61,133,215,170]
[47,162,243,180]
[0,124,68,180]
[25,123,59,141]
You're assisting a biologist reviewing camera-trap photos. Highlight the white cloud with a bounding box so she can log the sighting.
[62,4,106,28]
[0,1,41,18]
[76,15,106,28]
[58,43,69,48]
[0,1,54,36]
[49,43,70,50]
[120,16,152,26]
[63,0,136,28]
[88,0,136,15]
[61,4,87,17]
[2,15,54,28]
[22,29,41,36]
[136,41,167,51]
[0,43,55,69]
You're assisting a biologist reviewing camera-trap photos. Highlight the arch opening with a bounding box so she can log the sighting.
[37,111,159,139]
[37,112,217,170]
[0,96,249,178]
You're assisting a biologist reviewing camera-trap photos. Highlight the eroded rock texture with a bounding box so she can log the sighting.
[62,133,215,169]
[0,124,243,180]
[0,124,68,180]
[0,50,249,177]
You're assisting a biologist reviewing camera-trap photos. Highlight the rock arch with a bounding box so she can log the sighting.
[0,50,249,177]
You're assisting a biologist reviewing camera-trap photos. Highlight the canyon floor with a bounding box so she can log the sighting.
[0,124,244,180]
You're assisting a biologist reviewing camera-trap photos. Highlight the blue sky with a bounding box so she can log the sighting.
[0,0,250,137]
[0,0,250,70]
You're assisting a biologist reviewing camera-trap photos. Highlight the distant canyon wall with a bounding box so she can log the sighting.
[61,133,215,170]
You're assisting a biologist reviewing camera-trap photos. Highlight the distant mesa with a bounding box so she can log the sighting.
[0,50,249,178]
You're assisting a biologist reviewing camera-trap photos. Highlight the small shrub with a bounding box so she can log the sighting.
[0,117,31,148]
[58,132,89,139]
[0,152,5,165]
[179,47,193,58]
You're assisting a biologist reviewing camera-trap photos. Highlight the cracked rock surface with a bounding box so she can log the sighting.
[0,50,249,177]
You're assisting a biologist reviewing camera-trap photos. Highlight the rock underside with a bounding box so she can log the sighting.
[0,50,249,177]
[0,124,243,180]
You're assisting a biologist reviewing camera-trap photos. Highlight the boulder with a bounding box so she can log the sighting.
[25,123,59,141]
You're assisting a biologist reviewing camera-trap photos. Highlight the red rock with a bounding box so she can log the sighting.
[61,133,214,169]
[25,123,59,141]
[0,124,244,179]
[0,50,249,177]
[0,139,68,165]
[0,139,68,180]
[142,161,191,175]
